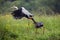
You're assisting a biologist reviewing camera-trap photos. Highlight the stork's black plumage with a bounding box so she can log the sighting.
[11,8,24,19]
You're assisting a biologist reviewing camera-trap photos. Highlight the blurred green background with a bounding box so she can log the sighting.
[0,0,60,14]
[0,0,60,40]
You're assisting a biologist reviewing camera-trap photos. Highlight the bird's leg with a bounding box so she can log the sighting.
[42,26,45,34]
[35,28,38,34]
[31,18,36,24]
[34,28,37,37]
[26,19,30,33]
[28,19,30,26]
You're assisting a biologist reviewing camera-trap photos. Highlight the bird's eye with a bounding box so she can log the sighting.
[29,15,32,17]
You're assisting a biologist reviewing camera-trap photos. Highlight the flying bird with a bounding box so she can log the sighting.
[11,6,44,34]
[11,6,43,28]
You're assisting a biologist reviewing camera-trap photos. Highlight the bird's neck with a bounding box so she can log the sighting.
[31,18,37,24]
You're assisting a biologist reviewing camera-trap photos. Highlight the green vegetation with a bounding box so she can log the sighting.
[0,0,60,40]
[0,14,60,40]
[0,0,60,14]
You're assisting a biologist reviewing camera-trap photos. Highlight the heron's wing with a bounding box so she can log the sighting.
[22,7,33,17]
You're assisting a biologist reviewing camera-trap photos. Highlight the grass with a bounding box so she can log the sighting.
[0,14,60,40]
